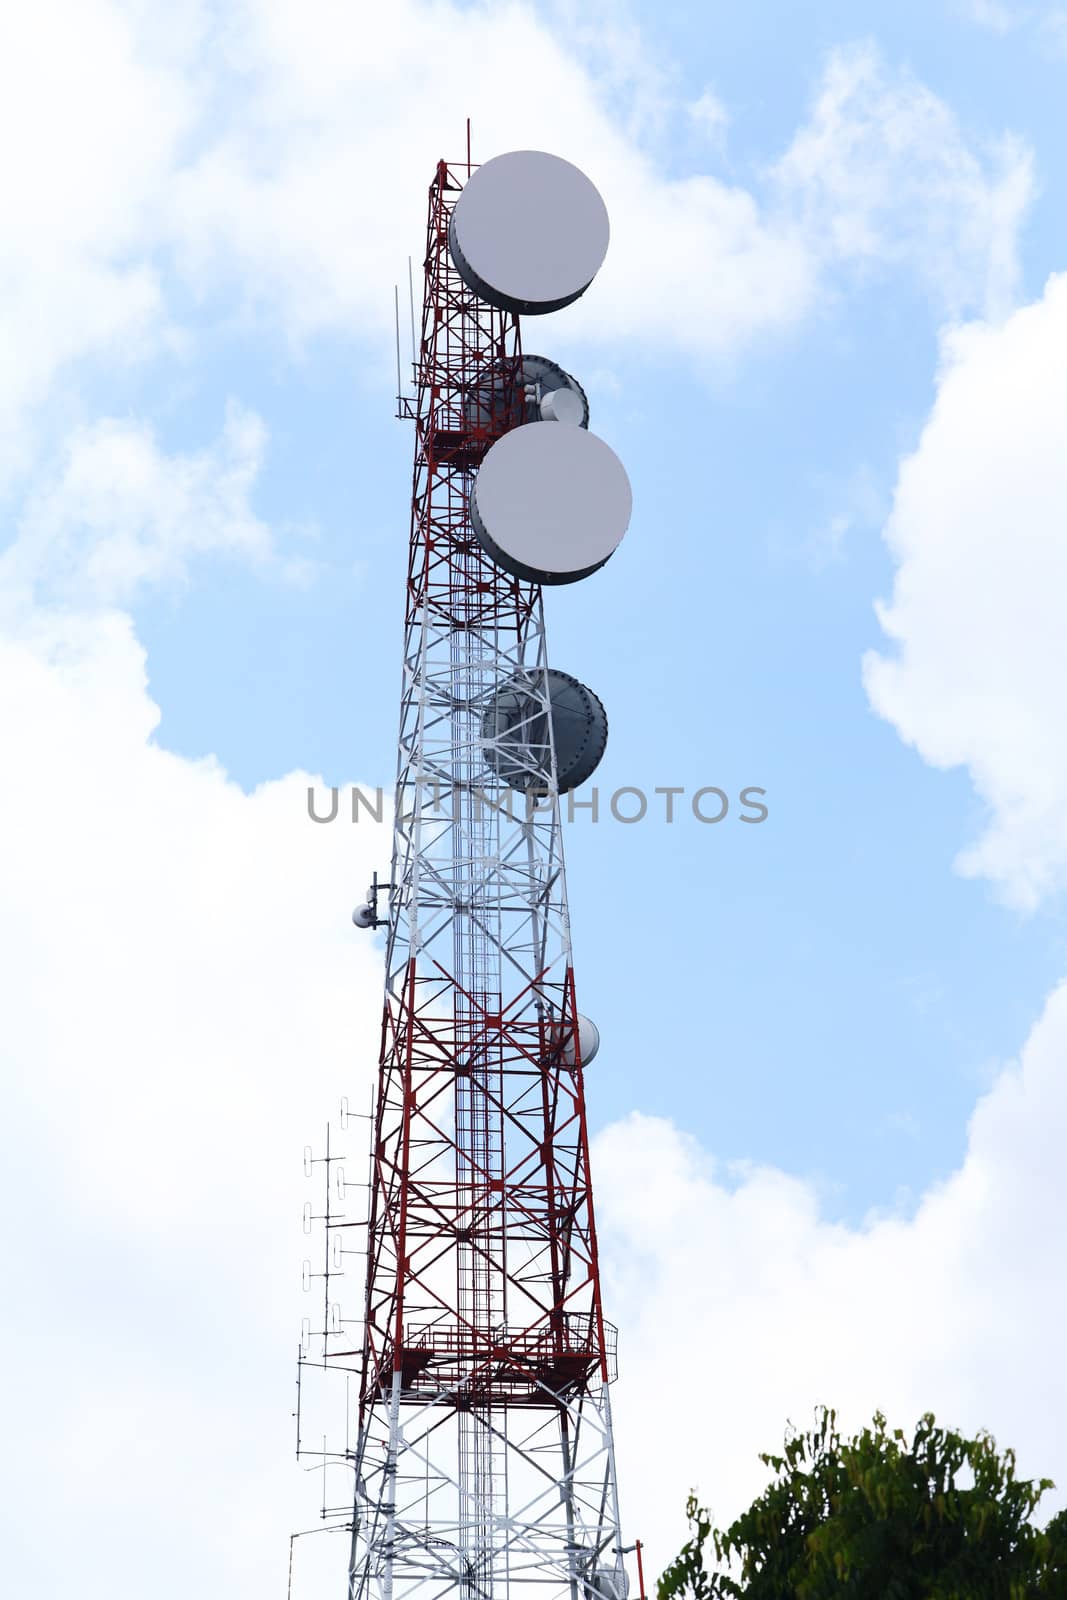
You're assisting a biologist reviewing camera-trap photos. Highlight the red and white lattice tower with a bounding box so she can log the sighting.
[298,143,638,1600]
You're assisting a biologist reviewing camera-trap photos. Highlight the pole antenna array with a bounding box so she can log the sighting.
[297,143,638,1600]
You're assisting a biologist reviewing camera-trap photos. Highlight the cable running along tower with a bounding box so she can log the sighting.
[299,143,637,1600]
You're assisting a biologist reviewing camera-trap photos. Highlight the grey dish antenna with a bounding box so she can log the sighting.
[482,669,607,793]
[471,423,631,586]
[465,355,590,435]
[559,1013,601,1067]
[449,150,610,315]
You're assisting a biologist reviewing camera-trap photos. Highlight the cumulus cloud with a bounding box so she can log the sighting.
[865,272,1067,909]
[596,973,1067,1566]
[0,0,1035,480]
[0,605,386,1598]
[0,403,276,614]
[167,16,1031,354]
[0,317,368,1593]
[164,0,815,358]
[955,2,1067,57]
[685,87,731,160]
[956,0,1027,31]
[0,0,195,486]
[773,43,1033,320]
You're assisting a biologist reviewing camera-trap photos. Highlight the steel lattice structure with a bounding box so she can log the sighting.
[296,150,633,1600]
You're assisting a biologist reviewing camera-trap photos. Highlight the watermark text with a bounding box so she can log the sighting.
[306,784,769,826]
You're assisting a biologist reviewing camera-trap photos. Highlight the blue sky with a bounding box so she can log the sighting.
[3,2,1067,1596]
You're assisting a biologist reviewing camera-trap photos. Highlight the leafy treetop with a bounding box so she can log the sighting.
[657,1407,1067,1599]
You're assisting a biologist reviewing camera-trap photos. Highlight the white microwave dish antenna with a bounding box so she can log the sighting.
[471,422,631,585]
[449,149,610,315]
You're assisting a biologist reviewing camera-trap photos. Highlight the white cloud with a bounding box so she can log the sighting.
[773,43,1034,320]
[688,88,730,143]
[956,0,1027,31]
[596,977,1067,1567]
[0,0,196,486]
[163,0,814,360]
[865,272,1067,909]
[956,1,1067,56]
[0,2,1035,478]
[0,403,276,614]
[167,20,1030,357]
[0,604,386,1598]
[1041,8,1067,53]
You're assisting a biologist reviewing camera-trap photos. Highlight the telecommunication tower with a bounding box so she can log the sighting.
[295,141,640,1600]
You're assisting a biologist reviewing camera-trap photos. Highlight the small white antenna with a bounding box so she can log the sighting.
[393,285,402,408]
[408,256,417,376]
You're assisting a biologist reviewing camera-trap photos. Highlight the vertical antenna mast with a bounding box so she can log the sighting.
[297,142,636,1600]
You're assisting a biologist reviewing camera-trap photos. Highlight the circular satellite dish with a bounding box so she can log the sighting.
[540,387,585,425]
[471,424,631,586]
[521,356,589,427]
[575,1014,600,1066]
[449,151,610,316]
[482,669,607,793]
[464,355,589,435]
[546,1013,600,1067]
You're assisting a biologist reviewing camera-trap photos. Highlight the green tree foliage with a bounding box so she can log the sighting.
[657,1408,1067,1599]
